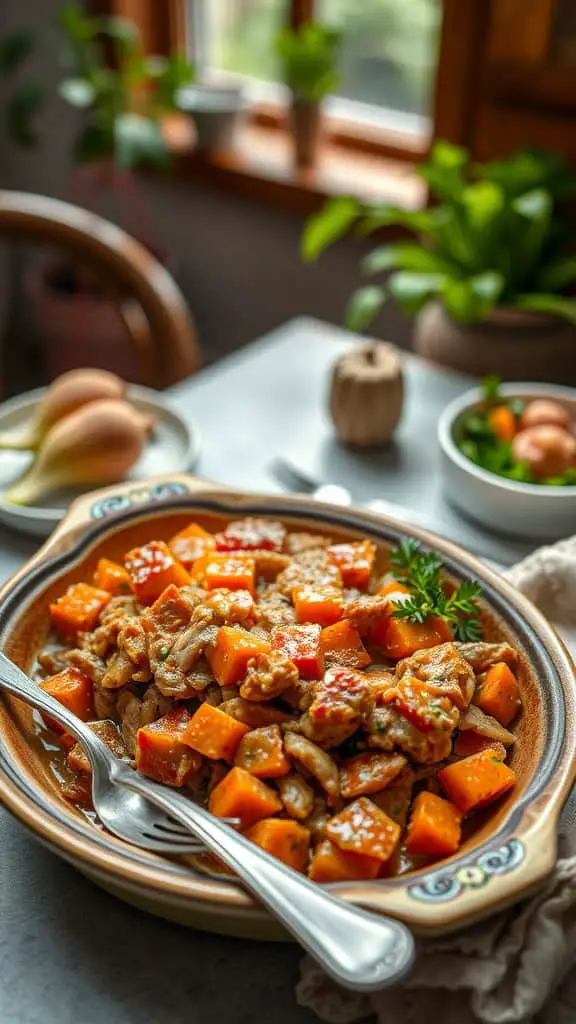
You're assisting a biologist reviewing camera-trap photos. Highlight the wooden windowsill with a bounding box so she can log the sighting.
[161,117,426,218]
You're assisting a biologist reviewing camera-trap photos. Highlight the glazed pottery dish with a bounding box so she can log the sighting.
[0,473,574,939]
[439,383,576,541]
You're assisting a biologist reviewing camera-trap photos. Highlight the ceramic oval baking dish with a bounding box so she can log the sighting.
[0,473,574,940]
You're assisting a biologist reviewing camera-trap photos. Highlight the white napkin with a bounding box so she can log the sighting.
[297,536,576,1024]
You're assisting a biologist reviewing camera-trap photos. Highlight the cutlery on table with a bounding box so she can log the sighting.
[0,650,415,993]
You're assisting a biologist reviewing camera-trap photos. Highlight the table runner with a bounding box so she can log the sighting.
[297,536,576,1024]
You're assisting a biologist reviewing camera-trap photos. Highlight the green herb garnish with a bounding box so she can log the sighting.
[158,645,170,660]
[389,539,482,642]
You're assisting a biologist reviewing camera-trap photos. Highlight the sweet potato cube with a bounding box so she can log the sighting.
[308,839,381,882]
[326,540,376,589]
[183,702,249,762]
[124,541,190,605]
[50,583,111,639]
[271,623,324,679]
[320,619,371,669]
[168,522,216,569]
[234,725,290,778]
[191,551,255,594]
[293,586,343,626]
[39,667,94,733]
[93,558,132,596]
[325,796,401,861]
[378,615,453,659]
[368,581,411,646]
[438,751,516,814]
[207,626,271,687]
[244,818,310,872]
[136,707,199,787]
[395,676,460,735]
[475,662,521,727]
[339,752,407,799]
[405,791,462,857]
[208,766,282,826]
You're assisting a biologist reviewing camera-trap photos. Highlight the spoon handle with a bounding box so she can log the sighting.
[119,770,415,992]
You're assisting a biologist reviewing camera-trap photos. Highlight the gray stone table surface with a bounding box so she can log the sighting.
[0,317,537,1024]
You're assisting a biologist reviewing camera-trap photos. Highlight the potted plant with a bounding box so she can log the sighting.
[302,142,576,382]
[275,21,341,170]
[2,4,194,382]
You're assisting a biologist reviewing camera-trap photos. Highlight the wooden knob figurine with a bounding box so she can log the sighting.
[329,341,404,447]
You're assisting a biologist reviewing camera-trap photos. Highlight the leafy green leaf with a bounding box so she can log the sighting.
[6,82,44,148]
[514,293,576,324]
[418,140,468,201]
[538,257,576,292]
[59,77,95,108]
[345,285,386,332]
[114,113,168,169]
[59,3,96,43]
[481,375,502,403]
[362,243,453,276]
[388,271,446,315]
[275,21,341,102]
[147,52,194,109]
[301,196,359,262]
[442,271,504,322]
[0,30,36,75]
[98,16,140,58]
[357,204,447,238]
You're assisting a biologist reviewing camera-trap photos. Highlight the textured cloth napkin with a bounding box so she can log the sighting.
[297,536,576,1024]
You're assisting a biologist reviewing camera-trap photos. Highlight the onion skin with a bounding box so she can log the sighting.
[519,399,572,433]
[5,399,150,505]
[511,424,576,480]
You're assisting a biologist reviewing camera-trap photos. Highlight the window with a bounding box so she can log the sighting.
[187,0,440,143]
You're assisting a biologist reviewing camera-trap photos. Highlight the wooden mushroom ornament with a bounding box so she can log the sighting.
[329,342,404,447]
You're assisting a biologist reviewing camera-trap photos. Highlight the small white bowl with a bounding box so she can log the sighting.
[438,382,576,541]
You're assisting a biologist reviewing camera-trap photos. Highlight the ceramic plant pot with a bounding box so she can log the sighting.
[178,85,247,153]
[414,301,576,383]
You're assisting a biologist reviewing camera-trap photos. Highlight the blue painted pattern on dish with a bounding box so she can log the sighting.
[408,838,525,902]
[91,481,190,521]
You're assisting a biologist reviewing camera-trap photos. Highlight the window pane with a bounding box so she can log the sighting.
[318,0,441,118]
[200,0,284,83]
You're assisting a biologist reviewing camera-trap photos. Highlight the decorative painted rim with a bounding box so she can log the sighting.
[0,482,574,934]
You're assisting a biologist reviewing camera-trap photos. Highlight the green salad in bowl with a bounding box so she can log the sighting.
[458,377,576,486]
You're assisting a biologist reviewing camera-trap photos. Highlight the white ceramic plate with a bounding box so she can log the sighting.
[0,386,200,538]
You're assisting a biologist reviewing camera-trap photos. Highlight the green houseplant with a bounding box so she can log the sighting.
[275,21,341,169]
[302,141,576,381]
[1,3,194,381]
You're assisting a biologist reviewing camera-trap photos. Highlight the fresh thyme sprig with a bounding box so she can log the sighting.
[389,538,482,642]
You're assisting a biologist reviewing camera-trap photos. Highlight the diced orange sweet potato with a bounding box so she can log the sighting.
[326,540,376,589]
[39,667,95,733]
[325,796,401,861]
[208,765,283,826]
[488,405,516,442]
[168,522,216,569]
[320,619,371,669]
[124,541,190,605]
[438,751,516,814]
[378,580,412,600]
[191,551,255,594]
[377,614,453,659]
[244,818,310,872]
[183,702,249,761]
[293,586,343,626]
[339,751,407,799]
[234,725,290,778]
[395,676,460,735]
[136,708,199,787]
[368,581,412,647]
[93,558,132,596]
[207,626,271,687]
[271,623,324,679]
[50,583,111,639]
[405,791,462,857]
[453,731,507,759]
[308,839,381,882]
[475,662,521,727]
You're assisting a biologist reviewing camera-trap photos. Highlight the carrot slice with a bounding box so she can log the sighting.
[475,662,521,726]
[207,626,271,687]
[136,708,199,787]
[320,619,371,669]
[438,751,516,814]
[293,586,343,626]
[271,623,324,679]
[405,791,462,857]
[244,818,310,872]
[325,796,401,861]
[326,540,376,589]
[183,702,249,762]
[234,725,290,778]
[168,523,216,569]
[308,839,381,882]
[124,541,190,605]
[93,558,132,596]
[50,583,111,639]
[208,766,282,826]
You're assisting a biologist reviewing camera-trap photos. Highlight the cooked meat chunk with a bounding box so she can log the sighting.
[283,732,340,803]
[141,585,200,696]
[203,684,223,707]
[219,697,291,727]
[61,773,92,806]
[67,720,127,774]
[185,656,215,693]
[365,669,396,704]
[199,589,255,627]
[117,619,150,680]
[286,532,333,556]
[344,594,391,634]
[253,585,296,630]
[84,596,141,658]
[172,624,219,673]
[101,650,136,690]
[339,751,408,799]
[66,647,107,685]
[37,647,69,676]
[276,548,342,597]
[459,703,515,745]
[239,650,299,702]
[277,772,315,820]
[456,641,518,673]
[252,550,291,580]
[117,684,171,757]
[397,642,476,709]
[93,682,120,722]
[304,798,332,839]
[366,705,452,763]
[298,667,374,748]
[370,766,415,827]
